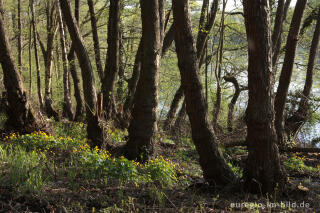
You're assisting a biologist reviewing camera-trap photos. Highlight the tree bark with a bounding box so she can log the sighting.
[172,98,186,134]
[274,0,307,145]
[123,40,142,119]
[272,0,291,71]
[0,0,40,133]
[17,0,22,74]
[56,0,74,120]
[30,0,44,109]
[28,6,32,98]
[166,0,219,131]
[223,75,240,132]
[39,2,59,120]
[286,7,320,138]
[196,0,219,66]
[123,23,175,121]
[243,0,285,194]
[164,85,183,131]
[173,0,235,185]
[124,0,162,162]
[68,0,84,121]
[102,0,121,120]
[116,22,125,103]
[59,0,103,147]
[212,0,226,130]
[87,0,104,82]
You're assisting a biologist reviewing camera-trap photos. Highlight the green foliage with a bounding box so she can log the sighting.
[3,131,86,152]
[0,146,46,194]
[0,128,180,196]
[284,155,320,173]
[107,128,128,144]
[227,162,243,179]
[54,122,87,141]
[145,156,179,187]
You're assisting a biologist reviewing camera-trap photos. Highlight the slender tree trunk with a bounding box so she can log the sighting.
[165,0,219,131]
[87,0,103,82]
[0,0,40,133]
[123,40,142,119]
[172,99,186,134]
[30,0,43,109]
[117,23,125,104]
[123,23,175,121]
[28,6,32,98]
[39,2,59,120]
[161,24,175,58]
[196,0,219,65]
[59,0,103,147]
[102,0,121,119]
[124,0,162,162]
[223,75,240,132]
[212,0,226,129]
[17,0,22,74]
[272,0,291,71]
[243,0,285,194]
[68,0,84,121]
[286,7,320,137]
[56,0,74,120]
[173,0,235,185]
[274,0,307,145]
[164,85,183,130]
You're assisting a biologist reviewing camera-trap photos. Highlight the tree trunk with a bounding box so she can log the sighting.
[173,0,235,185]
[68,0,84,121]
[87,0,103,82]
[123,23,175,121]
[164,85,183,131]
[165,0,219,131]
[17,0,22,74]
[223,75,240,132]
[124,0,162,162]
[161,24,175,58]
[243,0,285,194]
[286,7,320,137]
[40,2,59,120]
[102,0,121,120]
[116,23,125,104]
[123,40,142,120]
[274,0,307,145]
[212,0,226,129]
[30,0,44,109]
[272,0,291,71]
[59,0,103,147]
[172,98,186,134]
[28,6,32,98]
[56,0,74,120]
[196,0,219,65]
[0,0,39,133]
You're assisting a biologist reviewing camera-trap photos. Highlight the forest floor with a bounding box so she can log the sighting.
[0,121,319,212]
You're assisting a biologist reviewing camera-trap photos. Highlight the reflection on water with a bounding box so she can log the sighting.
[298,121,320,148]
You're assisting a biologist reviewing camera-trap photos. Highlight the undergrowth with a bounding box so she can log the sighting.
[0,123,181,199]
